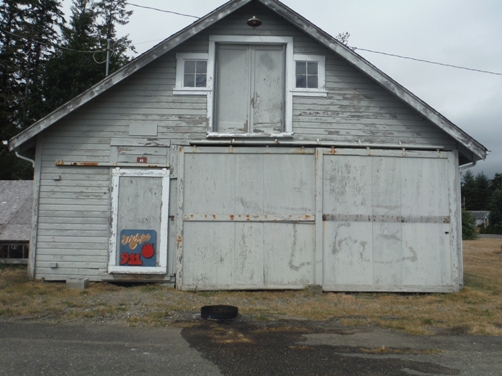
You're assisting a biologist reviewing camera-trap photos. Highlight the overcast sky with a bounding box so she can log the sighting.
[62,0,502,178]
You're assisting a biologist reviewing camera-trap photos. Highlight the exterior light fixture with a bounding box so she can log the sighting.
[247,16,262,27]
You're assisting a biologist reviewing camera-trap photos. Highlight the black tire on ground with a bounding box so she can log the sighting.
[201,305,238,320]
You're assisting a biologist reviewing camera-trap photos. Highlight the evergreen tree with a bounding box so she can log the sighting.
[43,0,134,112]
[491,173,502,192]
[0,1,31,179]
[42,0,103,111]
[473,172,491,210]
[487,189,502,234]
[21,0,64,126]
[95,0,135,72]
[461,170,476,210]
[461,209,478,240]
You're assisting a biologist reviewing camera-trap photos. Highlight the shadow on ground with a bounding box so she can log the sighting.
[181,317,459,376]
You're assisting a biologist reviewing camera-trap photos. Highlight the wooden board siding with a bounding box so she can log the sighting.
[33,1,459,281]
[202,2,455,146]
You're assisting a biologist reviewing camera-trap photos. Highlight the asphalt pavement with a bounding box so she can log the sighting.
[1,318,501,376]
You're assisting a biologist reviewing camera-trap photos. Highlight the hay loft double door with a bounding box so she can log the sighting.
[214,44,286,134]
[177,147,460,292]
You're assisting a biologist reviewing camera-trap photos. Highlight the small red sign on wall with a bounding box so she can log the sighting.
[137,157,147,163]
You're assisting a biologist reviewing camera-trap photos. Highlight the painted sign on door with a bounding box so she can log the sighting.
[108,168,170,274]
[119,229,157,267]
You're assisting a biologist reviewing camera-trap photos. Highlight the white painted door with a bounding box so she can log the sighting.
[108,169,170,274]
[215,44,285,134]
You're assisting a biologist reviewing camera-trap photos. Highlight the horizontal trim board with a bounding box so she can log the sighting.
[55,161,170,168]
[183,146,316,155]
[181,284,307,291]
[183,214,315,222]
[322,284,456,293]
[322,214,451,224]
[110,138,172,147]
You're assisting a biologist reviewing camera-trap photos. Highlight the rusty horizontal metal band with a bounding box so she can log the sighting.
[322,214,450,224]
[55,160,169,168]
[183,214,315,222]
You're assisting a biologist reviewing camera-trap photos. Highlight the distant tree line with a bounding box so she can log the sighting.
[461,170,502,234]
[0,0,134,180]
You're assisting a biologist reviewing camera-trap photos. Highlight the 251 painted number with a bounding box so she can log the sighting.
[120,252,143,266]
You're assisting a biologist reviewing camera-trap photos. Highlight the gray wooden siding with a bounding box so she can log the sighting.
[202,2,455,146]
[34,1,458,281]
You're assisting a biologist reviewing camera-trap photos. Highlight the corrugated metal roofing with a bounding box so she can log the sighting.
[0,181,33,241]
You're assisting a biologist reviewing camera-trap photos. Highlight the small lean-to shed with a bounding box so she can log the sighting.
[0,181,33,263]
[7,0,486,292]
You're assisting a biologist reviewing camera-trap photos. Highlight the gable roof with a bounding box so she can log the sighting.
[8,0,487,161]
[0,180,33,241]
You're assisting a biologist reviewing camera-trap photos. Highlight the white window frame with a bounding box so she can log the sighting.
[174,53,211,95]
[108,168,170,274]
[292,54,327,97]
[174,38,328,136]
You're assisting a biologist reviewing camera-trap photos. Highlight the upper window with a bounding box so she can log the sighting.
[184,60,207,87]
[175,53,210,94]
[293,54,327,96]
[296,61,318,89]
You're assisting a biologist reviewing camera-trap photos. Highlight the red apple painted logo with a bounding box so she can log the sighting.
[141,242,155,258]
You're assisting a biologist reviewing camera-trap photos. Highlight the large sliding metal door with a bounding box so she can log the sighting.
[178,147,315,290]
[178,147,459,292]
[321,149,457,292]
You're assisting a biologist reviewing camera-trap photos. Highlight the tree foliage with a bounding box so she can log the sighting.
[462,209,478,240]
[486,189,502,234]
[0,0,64,179]
[0,0,134,179]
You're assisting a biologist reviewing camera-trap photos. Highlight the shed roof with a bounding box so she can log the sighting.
[8,0,487,161]
[0,181,33,241]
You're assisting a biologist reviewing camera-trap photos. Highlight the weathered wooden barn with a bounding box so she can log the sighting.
[7,0,486,292]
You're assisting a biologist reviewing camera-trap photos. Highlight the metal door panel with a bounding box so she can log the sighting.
[182,221,235,288]
[234,222,265,286]
[183,153,236,214]
[263,223,315,286]
[322,152,452,291]
[372,157,403,286]
[323,222,374,285]
[263,154,315,215]
[180,148,315,290]
[402,223,451,286]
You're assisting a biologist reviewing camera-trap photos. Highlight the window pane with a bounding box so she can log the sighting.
[196,73,206,87]
[184,74,195,87]
[296,75,306,88]
[307,75,318,89]
[296,61,306,75]
[196,60,207,73]
[307,62,318,75]
[184,60,195,74]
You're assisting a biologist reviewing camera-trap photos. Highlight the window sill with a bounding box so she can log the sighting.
[291,89,328,97]
[173,88,211,95]
[207,132,294,138]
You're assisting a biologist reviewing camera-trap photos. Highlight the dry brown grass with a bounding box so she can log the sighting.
[1,238,501,335]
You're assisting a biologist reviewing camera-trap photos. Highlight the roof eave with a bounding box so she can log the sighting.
[261,0,487,161]
[9,0,252,151]
[10,0,487,162]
